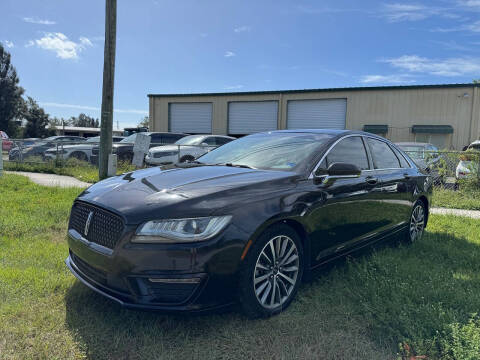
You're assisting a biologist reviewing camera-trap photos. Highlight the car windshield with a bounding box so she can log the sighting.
[198,133,333,171]
[120,133,138,143]
[175,135,205,145]
[86,136,101,143]
[468,144,480,151]
[398,145,425,159]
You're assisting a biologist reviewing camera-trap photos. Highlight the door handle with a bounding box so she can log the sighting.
[365,176,378,185]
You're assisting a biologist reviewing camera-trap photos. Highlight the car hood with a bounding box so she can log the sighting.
[77,165,299,224]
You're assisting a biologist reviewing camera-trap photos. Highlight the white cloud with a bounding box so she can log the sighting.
[381,3,434,22]
[457,0,480,9]
[79,37,93,47]
[4,40,14,48]
[224,51,236,57]
[360,74,416,84]
[23,17,56,25]
[30,33,93,59]
[432,20,480,33]
[40,102,148,115]
[234,25,251,33]
[224,85,244,90]
[382,55,480,76]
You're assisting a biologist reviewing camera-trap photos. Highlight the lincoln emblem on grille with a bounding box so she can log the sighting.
[84,211,94,236]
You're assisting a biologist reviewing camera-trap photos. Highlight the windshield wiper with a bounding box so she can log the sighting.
[217,163,255,169]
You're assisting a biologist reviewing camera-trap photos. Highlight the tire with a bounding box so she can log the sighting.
[70,152,88,162]
[405,200,426,243]
[238,224,304,318]
[179,155,195,163]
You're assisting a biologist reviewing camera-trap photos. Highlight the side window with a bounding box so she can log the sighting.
[216,137,232,146]
[392,147,410,168]
[203,137,217,145]
[366,138,401,169]
[324,136,370,170]
[150,134,163,145]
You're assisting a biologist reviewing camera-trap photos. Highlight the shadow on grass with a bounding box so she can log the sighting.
[64,228,480,360]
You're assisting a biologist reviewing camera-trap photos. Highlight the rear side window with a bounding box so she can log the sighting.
[203,137,217,145]
[392,147,411,168]
[216,137,232,145]
[367,138,400,169]
[325,136,370,170]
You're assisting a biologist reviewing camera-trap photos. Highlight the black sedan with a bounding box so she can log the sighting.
[65,130,431,318]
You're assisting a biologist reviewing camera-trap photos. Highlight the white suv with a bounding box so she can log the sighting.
[146,135,234,165]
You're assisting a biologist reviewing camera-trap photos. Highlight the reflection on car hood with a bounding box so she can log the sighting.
[77,165,298,223]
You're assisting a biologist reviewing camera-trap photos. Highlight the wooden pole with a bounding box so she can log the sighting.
[99,0,117,179]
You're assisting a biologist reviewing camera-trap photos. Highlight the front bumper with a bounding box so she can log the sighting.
[65,222,247,312]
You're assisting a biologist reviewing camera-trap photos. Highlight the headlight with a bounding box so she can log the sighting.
[132,216,232,243]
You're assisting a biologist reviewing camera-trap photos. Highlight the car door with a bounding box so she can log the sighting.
[365,137,413,233]
[304,136,383,264]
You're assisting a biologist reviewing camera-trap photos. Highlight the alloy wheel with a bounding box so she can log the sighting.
[409,204,425,242]
[253,235,300,309]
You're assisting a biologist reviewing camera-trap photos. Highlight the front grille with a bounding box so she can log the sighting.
[70,251,107,285]
[69,202,124,249]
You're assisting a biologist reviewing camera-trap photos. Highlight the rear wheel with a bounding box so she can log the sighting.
[407,201,426,243]
[238,224,304,318]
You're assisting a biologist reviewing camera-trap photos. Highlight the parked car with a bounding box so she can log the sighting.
[8,136,86,161]
[8,138,40,159]
[65,129,431,317]
[145,134,234,165]
[1,131,13,152]
[90,132,187,163]
[396,142,444,184]
[456,140,480,179]
[43,136,124,162]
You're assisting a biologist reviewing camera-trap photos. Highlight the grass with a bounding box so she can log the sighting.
[3,158,136,183]
[432,186,480,211]
[2,173,480,359]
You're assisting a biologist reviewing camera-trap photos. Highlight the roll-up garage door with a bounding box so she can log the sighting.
[287,99,346,129]
[169,103,212,133]
[228,101,278,135]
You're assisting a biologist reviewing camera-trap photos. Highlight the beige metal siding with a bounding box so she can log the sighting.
[150,86,479,150]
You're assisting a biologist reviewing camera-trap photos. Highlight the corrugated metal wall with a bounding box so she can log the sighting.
[150,85,479,150]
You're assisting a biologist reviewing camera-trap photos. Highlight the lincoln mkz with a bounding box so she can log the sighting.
[65,130,431,317]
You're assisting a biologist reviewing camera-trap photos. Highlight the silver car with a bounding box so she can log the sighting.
[44,136,124,162]
[145,135,234,165]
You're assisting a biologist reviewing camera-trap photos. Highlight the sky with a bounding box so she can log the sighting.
[2,0,480,129]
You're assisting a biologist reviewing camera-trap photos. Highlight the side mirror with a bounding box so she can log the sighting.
[325,162,361,177]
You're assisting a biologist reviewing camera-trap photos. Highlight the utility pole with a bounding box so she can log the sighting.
[99,0,117,179]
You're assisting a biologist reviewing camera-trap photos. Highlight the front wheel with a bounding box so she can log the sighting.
[238,224,304,318]
[407,201,426,243]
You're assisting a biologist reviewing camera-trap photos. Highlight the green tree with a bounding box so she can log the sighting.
[138,115,149,128]
[0,42,25,136]
[68,113,99,127]
[23,97,52,138]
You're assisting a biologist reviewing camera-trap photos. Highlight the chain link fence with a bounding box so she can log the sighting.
[403,149,480,189]
[2,138,218,169]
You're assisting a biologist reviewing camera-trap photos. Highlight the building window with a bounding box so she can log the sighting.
[411,125,453,150]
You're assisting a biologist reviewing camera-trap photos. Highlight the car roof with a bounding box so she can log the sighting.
[470,140,480,145]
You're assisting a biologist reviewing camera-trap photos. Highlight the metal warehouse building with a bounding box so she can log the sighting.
[148,83,480,150]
